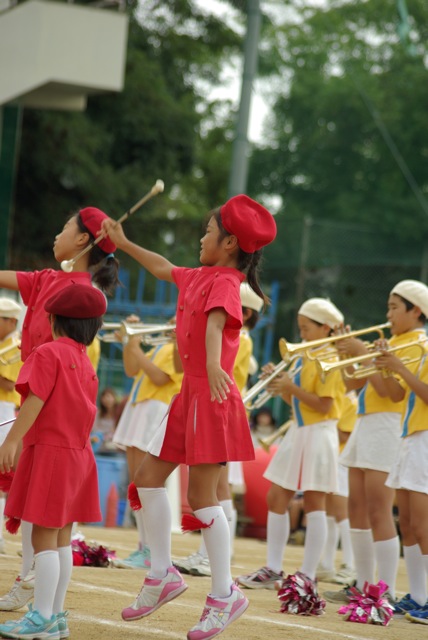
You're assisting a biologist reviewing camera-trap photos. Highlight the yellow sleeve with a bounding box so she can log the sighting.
[87,337,101,373]
[233,334,253,394]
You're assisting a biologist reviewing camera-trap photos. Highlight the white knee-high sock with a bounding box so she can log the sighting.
[423,556,428,599]
[338,518,354,568]
[266,511,290,574]
[403,544,427,606]
[20,521,34,577]
[195,506,232,598]
[219,499,235,559]
[134,509,148,550]
[301,511,327,580]
[351,528,375,589]
[0,497,5,538]
[138,487,171,578]
[52,546,73,614]
[34,550,60,619]
[374,537,400,598]
[320,516,338,572]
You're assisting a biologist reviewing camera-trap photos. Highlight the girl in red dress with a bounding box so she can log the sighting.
[0,284,106,640]
[0,207,119,614]
[103,194,276,640]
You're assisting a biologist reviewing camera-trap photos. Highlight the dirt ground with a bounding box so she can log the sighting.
[0,524,426,640]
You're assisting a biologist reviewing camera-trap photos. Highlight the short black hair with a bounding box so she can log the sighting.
[51,315,103,345]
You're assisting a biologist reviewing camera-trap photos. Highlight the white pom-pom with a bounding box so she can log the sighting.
[60,260,74,273]
[154,179,164,194]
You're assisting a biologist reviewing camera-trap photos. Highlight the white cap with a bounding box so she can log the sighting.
[298,298,344,329]
[240,283,264,312]
[0,297,21,320]
[390,280,428,317]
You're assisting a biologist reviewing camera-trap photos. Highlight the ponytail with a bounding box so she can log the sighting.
[76,213,120,296]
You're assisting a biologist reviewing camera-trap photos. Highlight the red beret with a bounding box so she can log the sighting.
[79,207,116,254]
[220,194,277,254]
[45,284,107,318]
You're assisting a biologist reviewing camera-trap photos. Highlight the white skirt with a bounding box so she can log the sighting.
[228,461,245,488]
[263,420,339,493]
[0,402,15,446]
[113,398,169,452]
[334,463,349,498]
[339,413,401,473]
[386,431,428,494]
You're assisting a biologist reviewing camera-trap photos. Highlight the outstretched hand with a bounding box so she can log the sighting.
[0,440,18,474]
[100,219,128,249]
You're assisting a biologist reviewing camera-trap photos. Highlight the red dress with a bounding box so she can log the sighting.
[17,270,92,361]
[5,338,102,527]
[148,266,255,465]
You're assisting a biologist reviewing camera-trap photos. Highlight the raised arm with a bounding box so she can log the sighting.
[101,219,175,282]
[0,272,19,291]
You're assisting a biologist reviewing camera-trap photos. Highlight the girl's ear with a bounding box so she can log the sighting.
[76,232,90,248]
[224,234,239,251]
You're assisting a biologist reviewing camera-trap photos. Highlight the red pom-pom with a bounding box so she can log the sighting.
[0,471,14,492]
[277,571,325,616]
[6,517,21,534]
[128,482,142,511]
[338,580,394,626]
[181,514,214,533]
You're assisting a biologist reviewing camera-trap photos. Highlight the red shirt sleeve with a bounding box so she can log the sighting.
[15,346,57,402]
[16,271,36,306]
[205,275,242,330]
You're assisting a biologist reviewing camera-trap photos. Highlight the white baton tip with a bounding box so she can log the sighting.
[60,260,74,273]
[154,179,165,193]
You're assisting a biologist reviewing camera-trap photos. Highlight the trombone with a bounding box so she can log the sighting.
[279,322,391,361]
[0,335,21,365]
[99,322,176,346]
[257,420,293,452]
[316,339,426,382]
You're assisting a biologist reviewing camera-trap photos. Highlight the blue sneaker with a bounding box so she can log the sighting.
[405,601,428,625]
[112,546,151,569]
[55,611,69,639]
[0,606,59,639]
[394,593,424,617]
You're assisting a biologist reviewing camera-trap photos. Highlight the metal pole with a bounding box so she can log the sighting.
[228,0,262,197]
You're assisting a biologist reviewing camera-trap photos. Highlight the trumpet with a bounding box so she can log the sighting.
[99,322,176,346]
[257,420,293,452]
[279,322,391,361]
[0,335,21,365]
[243,357,302,410]
[316,339,426,382]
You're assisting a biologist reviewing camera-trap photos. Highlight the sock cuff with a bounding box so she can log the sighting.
[35,549,59,559]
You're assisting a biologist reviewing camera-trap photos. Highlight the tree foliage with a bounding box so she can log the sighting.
[10,0,244,270]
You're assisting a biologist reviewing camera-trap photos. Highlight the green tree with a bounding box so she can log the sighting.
[10,0,244,271]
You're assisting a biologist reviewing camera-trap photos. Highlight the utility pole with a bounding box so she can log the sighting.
[228,0,262,197]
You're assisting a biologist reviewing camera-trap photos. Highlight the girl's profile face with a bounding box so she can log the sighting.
[297,315,330,342]
[53,216,87,263]
[199,216,222,266]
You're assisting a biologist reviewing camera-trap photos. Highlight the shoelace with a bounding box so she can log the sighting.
[199,607,211,622]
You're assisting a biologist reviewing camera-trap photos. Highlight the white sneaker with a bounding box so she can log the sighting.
[316,566,336,582]
[190,557,211,577]
[333,564,357,585]
[22,564,35,590]
[187,584,249,640]
[0,576,34,611]
[122,566,188,621]
[173,552,205,575]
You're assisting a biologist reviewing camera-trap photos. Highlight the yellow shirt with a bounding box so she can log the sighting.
[291,346,343,426]
[0,333,22,408]
[401,344,428,437]
[357,330,426,416]
[130,342,183,405]
[87,337,101,373]
[233,330,253,395]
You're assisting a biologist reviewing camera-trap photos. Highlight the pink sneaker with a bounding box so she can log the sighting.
[122,566,188,621]
[187,584,249,640]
